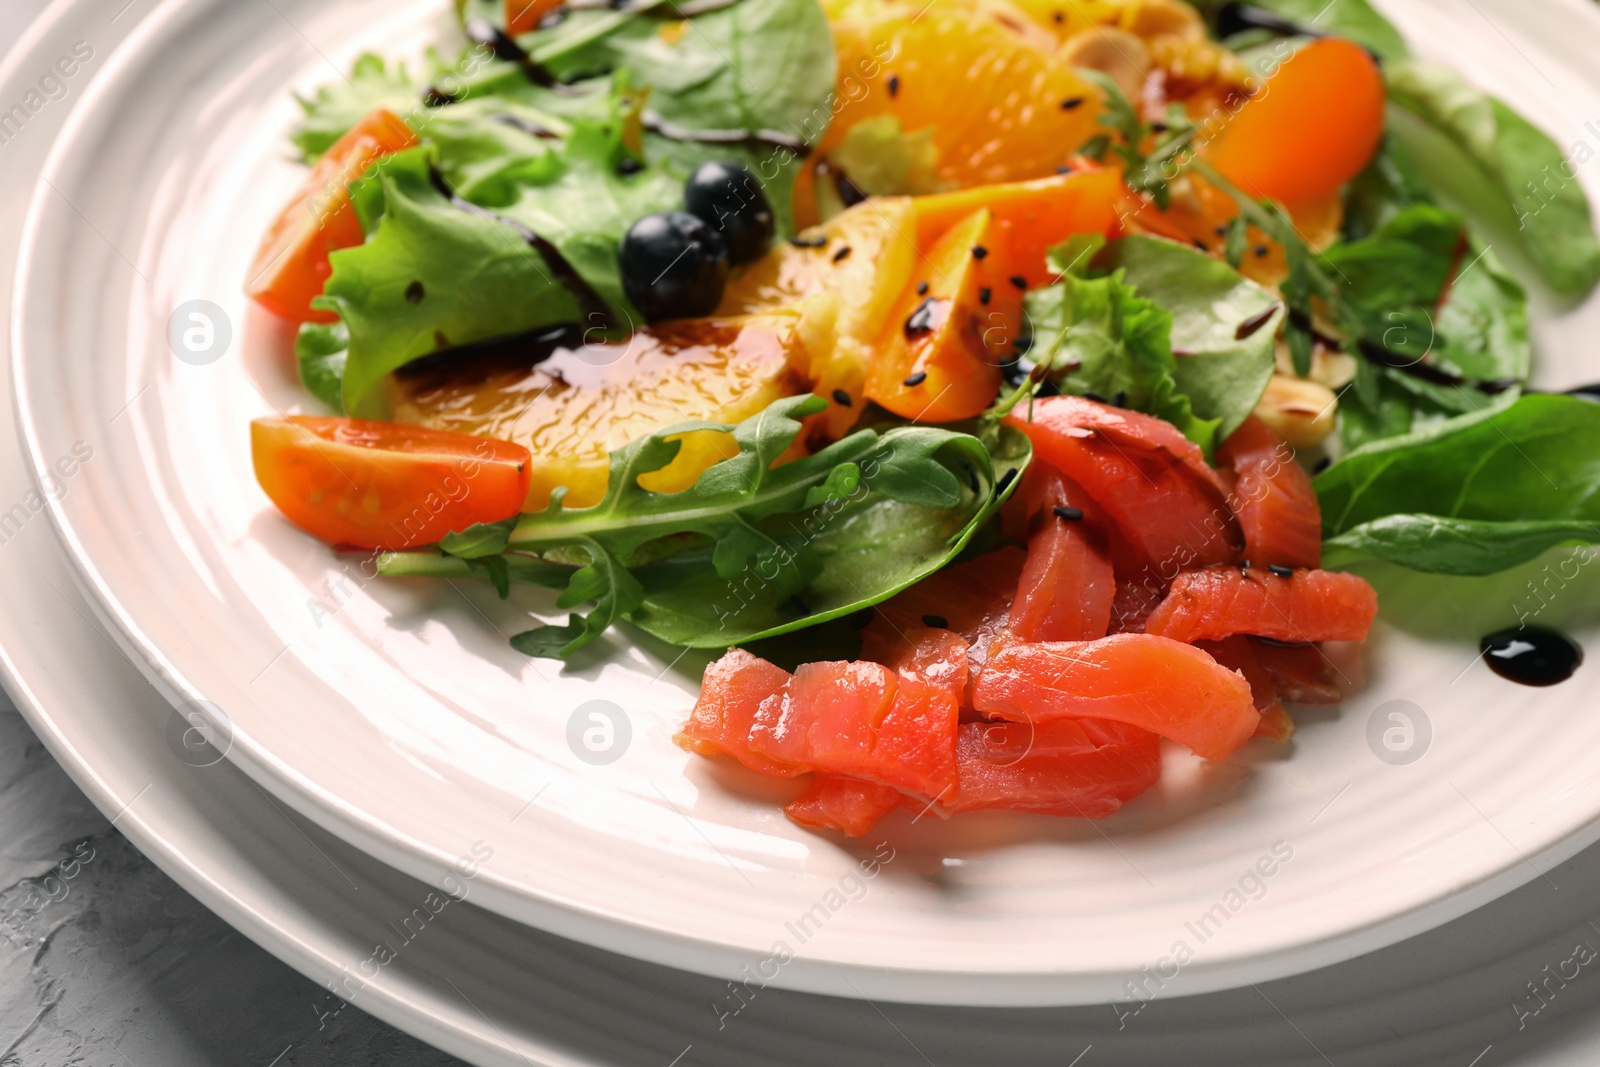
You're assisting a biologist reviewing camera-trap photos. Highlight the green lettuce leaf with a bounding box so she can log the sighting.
[1101,235,1281,442]
[290,53,422,162]
[1386,58,1600,296]
[295,321,349,413]
[1317,393,1600,574]
[1216,0,1409,59]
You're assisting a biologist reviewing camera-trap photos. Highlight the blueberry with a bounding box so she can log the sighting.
[619,211,730,322]
[682,161,774,265]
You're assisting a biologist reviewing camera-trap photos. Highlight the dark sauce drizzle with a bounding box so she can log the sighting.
[1480,626,1583,687]
[491,113,562,139]
[641,110,811,157]
[1286,309,1519,395]
[428,166,615,330]
[460,18,599,96]
[396,322,587,378]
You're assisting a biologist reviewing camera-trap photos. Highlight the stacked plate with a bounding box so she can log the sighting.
[7,0,1600,1062]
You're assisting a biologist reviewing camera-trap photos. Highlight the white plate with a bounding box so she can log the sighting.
[13,0,1600,1006]
[12,6,1600,1064]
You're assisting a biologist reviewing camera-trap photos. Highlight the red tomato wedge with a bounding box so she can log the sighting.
[785,775,905,838]
[1220,415,1322,569]
[675,649,801,778]
[1008,466,1114,642]
[246,108,417,323]
[1206,38,1385,206]
[251,416,531,550]
[861,623,971,705]
[1145,567,1379,645]
[749,660,960,799]
[1006,396,1241,576]
[944,718,1162,818]
[972,634,1258,760]
[1194,636,1295,741]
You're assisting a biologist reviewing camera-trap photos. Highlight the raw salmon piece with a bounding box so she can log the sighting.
[972,634,1259,760]
[1008,467,1115,642]
[1195,636,1295,741]
[1219,416,1322,569]
[749,661,959,798]
[1254,639,1343,705]
[785,775,905,838]
[676,649,802,778]
[1145,567,1379,645]
[1006,397,1241,578]
[861,623,971,704]
[945,718,1162,818]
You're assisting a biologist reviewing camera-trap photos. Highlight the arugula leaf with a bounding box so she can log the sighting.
[1386,58,1600,296]
[381,395,1028,654]
[295,321,349,413]
[1316,393,1600,574]
[1101,235,1281,442]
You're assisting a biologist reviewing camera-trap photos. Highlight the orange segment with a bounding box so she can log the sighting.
[865,209,1015,423]
[821,0,1102,190]
[719,197,920,439]
[913,168,1123,287]
[1206,38,1385,206]
[386,312,807,511]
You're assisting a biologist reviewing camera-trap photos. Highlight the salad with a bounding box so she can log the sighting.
[246,0,1599,838]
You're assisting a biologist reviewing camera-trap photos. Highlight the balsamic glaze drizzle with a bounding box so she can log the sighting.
[1480,626,1584,687]
[641,110,811,157]
[1285,309,1519,396]
[427,166,615,330]
[461,18,598,96]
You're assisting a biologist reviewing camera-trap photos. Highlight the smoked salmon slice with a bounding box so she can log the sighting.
[675,649,802,777]
[944,718,1162,818]
[786,775,905,837]
[1219,415,1322,569]
[1007,466,1115,642]
[971,633,1259,760]
[749,660,960,798]
[1145,567,1378,645]
[1195,636,1295,741]
[1006,396,1242,579]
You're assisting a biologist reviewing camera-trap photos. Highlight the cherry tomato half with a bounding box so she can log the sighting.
[245,108,418,323]
[506,0,563,35]
[251,416,531,550]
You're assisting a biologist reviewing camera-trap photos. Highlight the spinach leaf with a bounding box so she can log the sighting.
[1214,0,1409,59]
[379,395,1029,655]
[1316,393,1600,574]
[1101,235,1281,442]
[1386,58,1600,296]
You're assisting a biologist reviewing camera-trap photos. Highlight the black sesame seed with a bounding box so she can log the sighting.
[1009,274,1027,290]
[978,287,992,305]
[1052,505,1084,521]
[1215,224,1229,237]
[888,74,900,97]
[1151,121,1168,133]
[1061,96,1084,110]
[404,280,425,303]
[617,157,645,176]
[1255,245,1269,257]
[789,233,829,248]
[916,280,929,295]
[1056,163,1074,175]
[964,463,981,492]
[1267,564,1294,579]
[832,388,853,407]
[1052,9,1063,22]
[1112,389,1127,408]
[903,370,928,387]
[1083,390,1109,403]
[1193,238,1209,251]
[922,613,949,629]
[971,245,988,260]
[833,244,853,262]
[1312,456,1331,474]
[995,468,1018,496]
